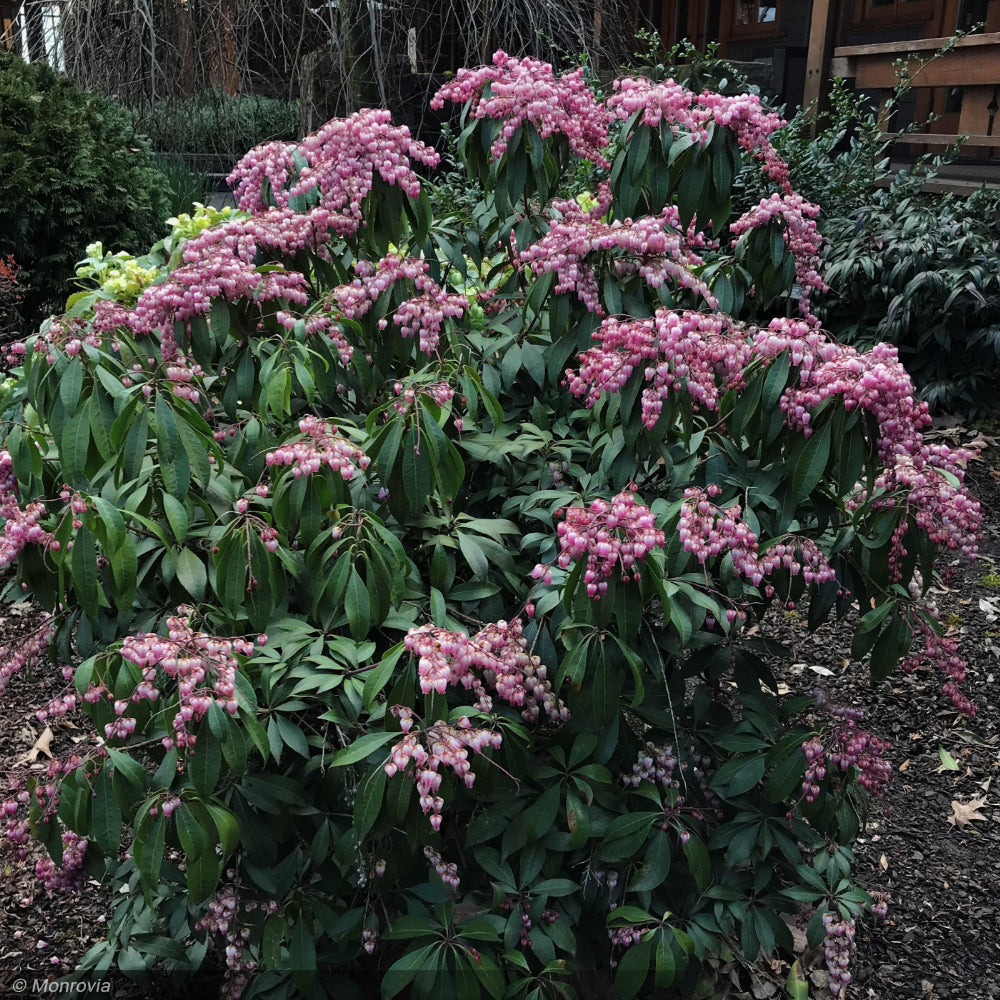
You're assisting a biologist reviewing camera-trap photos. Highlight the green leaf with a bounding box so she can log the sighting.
[682,832,710,891]
[354,766,387,839]
[290,914,317,995]
[121,406,149,484]
[938,746,959,771]
[363,644,404,711]
[71,526,101,621]
[262,914,287,970]
[61,407,92,486]
[205,802,241,859]
[869,611,909,681]
[91,772,122,857]
[161,493,188,544]
[765,747,806,802]
[134,812,166,901]
[210,297,231,340]
[382,943,436,999]
[630,829,671,891]
[330,731,397,767]
[188,730,222,796]
[786,959,810,1000]
[106,748,146,789]
[787,421,832,504]
[457,532,490,579]
[92,497,126,553]
[345,567,371,640]
[402,427,430,511]
[155,393,190,499]
[524,784,561,840]
[175,547,207,602]
[615,934,652,1000]
[60,357,85,415]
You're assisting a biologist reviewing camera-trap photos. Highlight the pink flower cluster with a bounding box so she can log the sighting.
[228,109,439,226]
[520,208,714,315]
[821,910,856,996]
[532,489,665,598]
[566,309,750,425]
[624,743,680,790]
[31,315,102,363]
[391,378,455,415]
[384,708,502,831]
[404,618,567,723]
[902,607,975,716]
[35,830,87,892]
[330,254,467,354]
[196,881,278,1000]
[729,193,826,319]
[872,448,980,560]
[132,223,311,359]
[102,609,257,750]
[678,486,835,591]
[226,141,297,214]
[265,417,370,480]
[801,702,892,804]
[424,845,460,892]
[608,76,789,187]
[0,450,54,572]
[389,288,467,355]
[0,616,54,699]
[431,51,610,166]
[2,754,85,863]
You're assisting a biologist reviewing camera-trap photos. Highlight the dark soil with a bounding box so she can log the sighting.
[1,442,999,1000]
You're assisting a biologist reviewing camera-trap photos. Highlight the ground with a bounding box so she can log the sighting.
[0,437,998,1000]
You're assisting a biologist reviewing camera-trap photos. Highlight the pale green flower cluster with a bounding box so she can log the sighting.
[75,243,158,306]
[166,203,241,242]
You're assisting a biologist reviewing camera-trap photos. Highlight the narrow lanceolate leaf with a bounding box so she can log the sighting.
[787,420,831,504]
[290,914,317,995]
[121,406,149,484]
[344,566,371,640]
[71,526,101,620]
[353,765,387,839]
[61,406,92,486]
[60,357,85,415]
[330,731,398,767]
[134,812,166,901]
[175,547,207,602]
[154,393,190,499]
[91,771,122,857]
[402,427,430,510]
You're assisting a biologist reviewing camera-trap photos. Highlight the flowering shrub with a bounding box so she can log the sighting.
[0,52,981,1000]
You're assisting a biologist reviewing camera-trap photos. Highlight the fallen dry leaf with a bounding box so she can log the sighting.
[946,796,989,827]
[16,726,54,764]
[899,759,910,772]
[879,854,889,870]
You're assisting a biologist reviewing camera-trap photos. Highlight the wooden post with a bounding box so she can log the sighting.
[803,0,841,131]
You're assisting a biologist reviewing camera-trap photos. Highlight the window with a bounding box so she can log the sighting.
[725,0,781,38]
[851,0,934,26]
[736,1,777,25]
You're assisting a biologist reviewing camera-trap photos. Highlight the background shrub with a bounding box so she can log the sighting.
[134,89,300,160]
[0,52,171,331]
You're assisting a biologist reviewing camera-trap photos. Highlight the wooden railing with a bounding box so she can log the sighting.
[830,32,1000,149]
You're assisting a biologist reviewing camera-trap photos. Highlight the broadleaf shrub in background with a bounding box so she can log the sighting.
[134,88,300,160]
[0,50,981,1000]
[0,52,170,331]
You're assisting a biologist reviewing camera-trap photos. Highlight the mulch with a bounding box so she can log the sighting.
[1,439,999,999]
